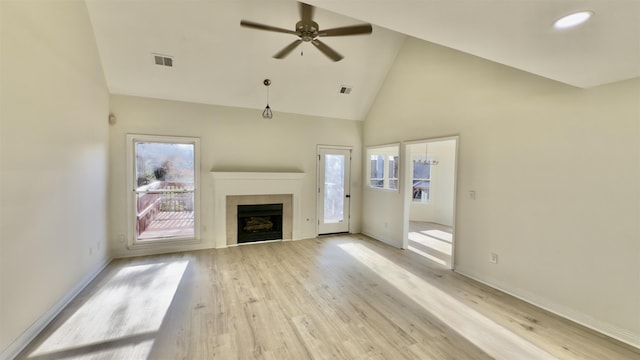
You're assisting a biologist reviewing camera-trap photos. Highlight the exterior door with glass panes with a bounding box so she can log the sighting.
[317,147,351,234]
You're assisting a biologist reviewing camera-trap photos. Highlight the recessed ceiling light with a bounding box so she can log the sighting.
[553,11,593,29]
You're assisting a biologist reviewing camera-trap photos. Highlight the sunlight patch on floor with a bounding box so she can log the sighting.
[408,230,451,266]
[338,243,558,360]
[407,243,447,266]
[409,231,452,255]
[27,261,188,359]
[422,229,452,243]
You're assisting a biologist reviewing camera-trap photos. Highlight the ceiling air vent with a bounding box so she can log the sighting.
[153,54,174,67]
[339,85,352,95]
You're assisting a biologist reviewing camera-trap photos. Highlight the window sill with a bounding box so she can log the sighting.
[127,237,201,251]
[367,186,399,193]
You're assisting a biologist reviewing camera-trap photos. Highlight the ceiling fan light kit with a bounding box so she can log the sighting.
[240,2,373,62]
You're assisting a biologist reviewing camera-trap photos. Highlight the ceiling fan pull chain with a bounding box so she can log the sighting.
[301,43,304,57]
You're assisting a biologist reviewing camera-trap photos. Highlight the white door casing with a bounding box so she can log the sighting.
[317,146,351,235]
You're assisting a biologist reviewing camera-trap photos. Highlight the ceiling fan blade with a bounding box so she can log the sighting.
[319,23,373,37]
[311,39,343,62]
[299,2,314,23]
[274,39,303,59]
[240,20,296,35]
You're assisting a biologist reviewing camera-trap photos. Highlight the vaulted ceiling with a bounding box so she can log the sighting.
[86,0,640,121]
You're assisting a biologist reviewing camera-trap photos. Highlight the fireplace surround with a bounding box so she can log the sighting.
[211,171,305,248]
[226,194,292,246]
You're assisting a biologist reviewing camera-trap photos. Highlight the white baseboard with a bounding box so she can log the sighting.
[1,257,112,360]
[455,267,640,351]
[297,231,317,240]
[114,241,215,258]
[361,231,403,249]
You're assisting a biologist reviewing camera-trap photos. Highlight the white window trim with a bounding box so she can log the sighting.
[126,134,201,250]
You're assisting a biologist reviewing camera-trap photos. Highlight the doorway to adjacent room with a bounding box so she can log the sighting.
[403,137,458,269]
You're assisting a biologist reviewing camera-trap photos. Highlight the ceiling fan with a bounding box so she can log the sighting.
[240,2,373,62]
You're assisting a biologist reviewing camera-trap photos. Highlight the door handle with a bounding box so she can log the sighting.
[345,194,350,198]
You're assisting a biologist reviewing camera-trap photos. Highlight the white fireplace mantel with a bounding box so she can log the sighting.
[211,171,306,181]
[211,171,305,248]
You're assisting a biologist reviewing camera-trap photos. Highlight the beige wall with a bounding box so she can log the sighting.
[363,37,640,347]
[0,1,110,356]
[108,95,362,258]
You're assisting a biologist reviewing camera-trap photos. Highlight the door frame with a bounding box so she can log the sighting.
[402,136,459,269]
[316,145,353,236]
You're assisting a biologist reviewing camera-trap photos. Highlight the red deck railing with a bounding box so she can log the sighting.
[136,182,194,239]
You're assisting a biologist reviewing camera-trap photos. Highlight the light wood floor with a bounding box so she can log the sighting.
[18,235,640,359]
[408,221,453,268]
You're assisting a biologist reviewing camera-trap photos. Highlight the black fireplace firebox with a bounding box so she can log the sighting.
[237,203,283,243]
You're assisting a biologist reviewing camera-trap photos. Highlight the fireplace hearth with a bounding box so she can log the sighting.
[237,203,283,243]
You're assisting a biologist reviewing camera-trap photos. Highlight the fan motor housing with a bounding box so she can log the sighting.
[296,20,319,41]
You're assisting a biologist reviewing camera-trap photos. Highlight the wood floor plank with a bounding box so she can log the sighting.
[17,234,640,360]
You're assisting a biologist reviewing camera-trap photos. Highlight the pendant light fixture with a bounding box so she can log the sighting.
[262,79,273,119]
[423,143,438,166]
[412,144,439,166]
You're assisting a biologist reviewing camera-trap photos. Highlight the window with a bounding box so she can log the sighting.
[369,155,385,187]
[127,135,200,247]
[367,144,399,191]
[388,155,399,189]
[412,156,432,202]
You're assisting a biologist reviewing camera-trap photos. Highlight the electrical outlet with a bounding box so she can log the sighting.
[469,190,476,200]
[490,253,498,264]
[118,234,125,243]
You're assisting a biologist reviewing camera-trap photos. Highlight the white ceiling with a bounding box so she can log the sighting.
[86,0,640,121]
